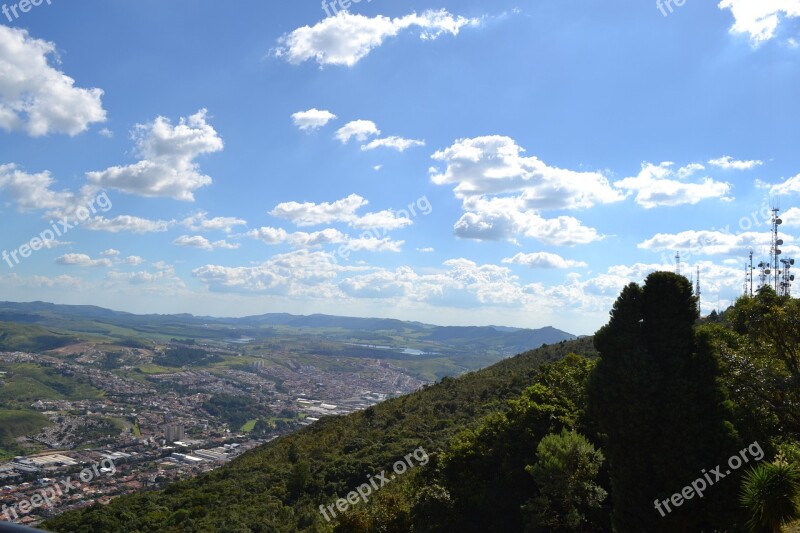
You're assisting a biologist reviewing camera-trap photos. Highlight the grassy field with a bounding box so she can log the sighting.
[0,409,50,458]
[240,419,257,433]
[0,363,104,403]
[0,322,78,352]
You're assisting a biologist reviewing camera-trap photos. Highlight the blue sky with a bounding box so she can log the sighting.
[1,0,800,335]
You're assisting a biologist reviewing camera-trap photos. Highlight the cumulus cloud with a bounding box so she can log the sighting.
[193,250,370,296]
[100,249,120,257]
[336,120,380,144]
[453,196,603,245]
[361,136,425,152]
[269,194,412,230]
[0,26,106,136]
[270,194,367,226]
[292,108,337,131]
[0,163,75,213]
[770,173,800,196]
[275,10,481,67]
[638,229,780,256]
[346,236,404,253]
[718,0,800,45]
[613,162,732,208]
[248,226,402,252]
[249,227,347,247]
[173,235,239,251]
[123,256,146,265]
[351,209,413,230]
[55,253,112,268]
[86,109,223,201]
[84,215,174,234]
[503,252,588,269]
[182,211,247,233]
[431,136,624,209]
[781,206,800,226]
[708,155,763,170]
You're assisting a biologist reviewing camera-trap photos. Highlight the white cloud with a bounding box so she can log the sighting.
[292,108,337,131]
[55,253,112,268]
[269,194,412,231]
[361,136,425,152]
[431,136,625,209]
[123,256,145,265]
[100,249,120,257]
[676,163,705,178]
[780,207,800,227]
[173,235,239,251]
[0,26,106,136]
[503,252,588,269]
[86,109,223,201]
[182,211,247,233]
[346,236,404,253]
[193,250,369,296]
[270,194,367,226]
[84,215,174,234]
[614,162,732,208]
[336,120,380,144]
[453,196,603,245]
[638,229,781,256]
[0,163,75,212]
[247,226,290,245]
[289,229,348,248]
[718,0,800,45]
[248,226,401,251]
[105,266,186,290]
[708,155,763,170]
[417,247,435,253]
[275,10,481,67]
[351,209,413,230]
[770,173,800,196]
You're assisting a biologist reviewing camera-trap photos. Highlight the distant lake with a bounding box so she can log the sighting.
[226,337,255,344]
[346,343,435,356]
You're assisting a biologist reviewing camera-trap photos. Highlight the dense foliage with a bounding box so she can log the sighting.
[587,273,739,531]
[44,275,800,532]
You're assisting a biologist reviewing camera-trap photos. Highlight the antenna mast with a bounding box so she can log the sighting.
[696,266,701,312]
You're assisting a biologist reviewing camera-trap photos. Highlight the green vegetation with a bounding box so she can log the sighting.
[740,457,800,533]
[44,339,590,532]
[0,322,77,352]
[588,273,738,531]
[202,394,271,431]
[0,409,50,458]
[0,363,103,403]
[154,347,223,368]
[43,277,800,532]
[240,419,257,433]
[523,429,607,531]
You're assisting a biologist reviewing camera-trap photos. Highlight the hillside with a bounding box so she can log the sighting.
[43,337,596,532]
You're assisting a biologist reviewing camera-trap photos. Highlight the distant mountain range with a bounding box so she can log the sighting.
[0,301,576,359]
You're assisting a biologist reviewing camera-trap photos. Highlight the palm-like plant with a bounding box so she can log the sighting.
[740,456,800,533]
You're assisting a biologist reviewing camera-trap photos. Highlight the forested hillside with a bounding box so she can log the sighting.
[45,273,800,532]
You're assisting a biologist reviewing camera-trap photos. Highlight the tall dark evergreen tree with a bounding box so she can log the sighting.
[587,272,739,532]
